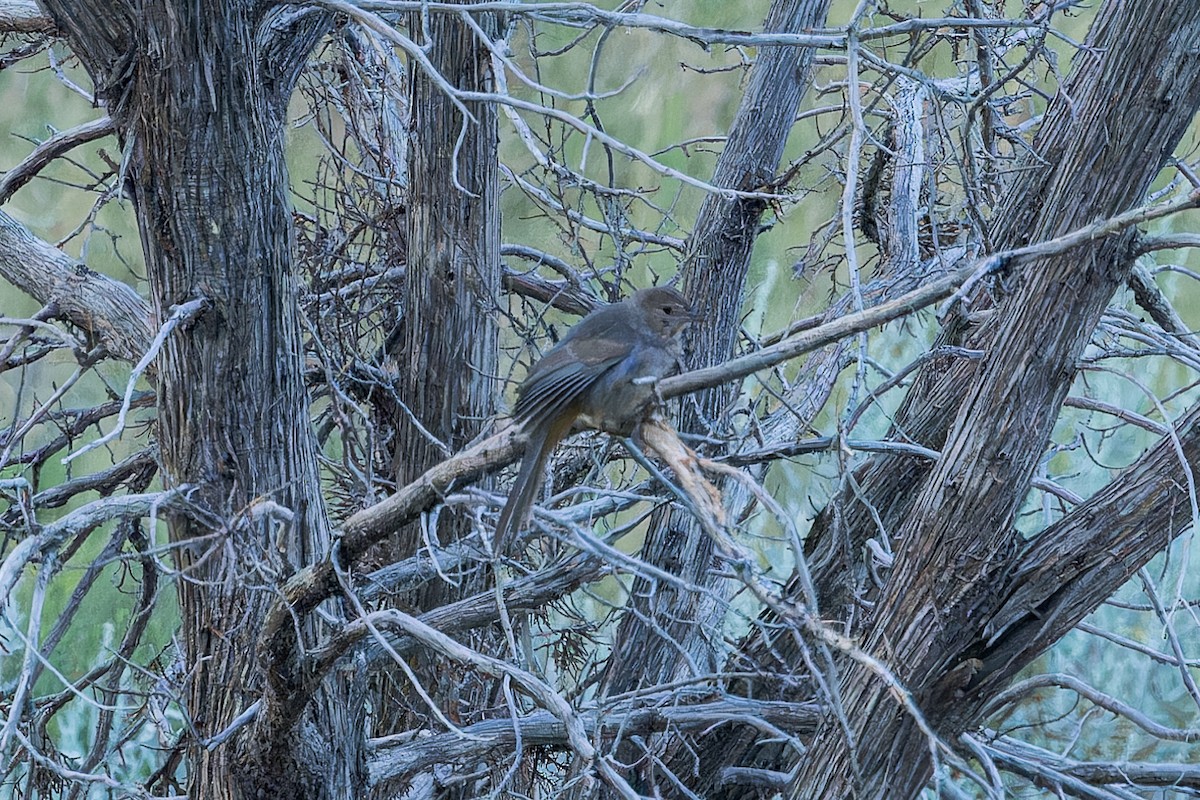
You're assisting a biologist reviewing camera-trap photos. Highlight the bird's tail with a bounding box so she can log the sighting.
[495,416,572,553]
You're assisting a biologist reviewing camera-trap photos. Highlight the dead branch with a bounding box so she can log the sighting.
[0,209,151,365]
[0,0,53,33]
[0,116,114,203]
[366,696,821,786]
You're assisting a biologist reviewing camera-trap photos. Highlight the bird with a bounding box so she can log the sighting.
[495,286,694,550]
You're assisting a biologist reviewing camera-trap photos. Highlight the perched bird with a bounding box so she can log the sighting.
[496,286,693,549]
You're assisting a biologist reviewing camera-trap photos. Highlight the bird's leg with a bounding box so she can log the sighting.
[631,373,668,414]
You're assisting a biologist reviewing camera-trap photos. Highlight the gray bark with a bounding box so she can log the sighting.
[9,2,1200,797]
[392,5,501,495]
[375,3,503,797]
[0,208,151,364]
[34,2,358,797]
[786,1,1200,796]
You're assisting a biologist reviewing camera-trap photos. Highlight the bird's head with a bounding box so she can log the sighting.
[633,286,694,339]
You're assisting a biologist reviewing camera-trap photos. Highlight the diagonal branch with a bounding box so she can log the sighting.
[0,488,187,604]
[0,116,114,204]
[0,209,151,364]
[976,396,1200,692]
[260,184,1200,671]
[790,0,1200,793]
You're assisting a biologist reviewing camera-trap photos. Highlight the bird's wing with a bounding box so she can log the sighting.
[515,304,637,423]
[514,347,626,423]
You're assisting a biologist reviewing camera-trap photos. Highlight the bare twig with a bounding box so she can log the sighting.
[0,116,114,203]
[63,297,206,464]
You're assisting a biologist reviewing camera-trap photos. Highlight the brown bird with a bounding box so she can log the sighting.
[496,286,693,549]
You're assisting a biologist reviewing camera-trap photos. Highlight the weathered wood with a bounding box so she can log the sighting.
[375,3,503,796]
[11,2,1200,796]
[600,0,833,703]
[789,1,1200,796]
[36,2,343,798]
[392,4,500,495]
[979,396,1200,692]
[0,0,51,33]
[0,209,151,364]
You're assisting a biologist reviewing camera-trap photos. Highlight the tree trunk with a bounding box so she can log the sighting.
[36,3,355,798]
[788,1,1200,796]
[601,0,832,694]
[377,4,502,797]
[392,7,500,498]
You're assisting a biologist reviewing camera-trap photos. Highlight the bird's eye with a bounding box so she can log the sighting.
[662,306,673,314]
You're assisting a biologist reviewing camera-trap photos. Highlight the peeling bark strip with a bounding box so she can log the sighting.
[790,1,1200,797]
